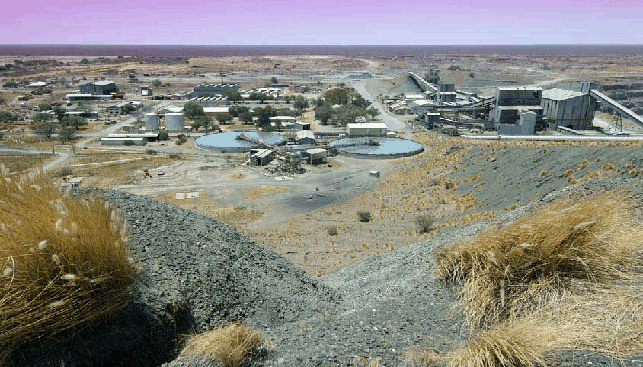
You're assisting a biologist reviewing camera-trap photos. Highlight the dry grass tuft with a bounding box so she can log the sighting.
[0,173,134,363]
[446,319,561,367]
[435,194,641,329]
[179,323,267,367]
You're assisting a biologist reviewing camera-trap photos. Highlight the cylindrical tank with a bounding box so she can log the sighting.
[145,113,159,131]
[165,113,185,132]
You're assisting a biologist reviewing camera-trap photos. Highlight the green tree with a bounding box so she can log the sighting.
[58,127,76,143]
[151,79,162,87]
[229,105,248,117]
[324,88,349,105]
[293,95,309,112]
[2,81,18,88]
[158,130,169,141]
[270,76,278,84]
[79,58,90,65]
[0,111,17,123]
[32,112,53,123]
[332,104,366,126]
[351,94,370,108]
[222,89,242,104]
[35,122,58,138]
[183,102,205,120]
[239,111,253,124]
[366,106,380,119]
[52,106,66,122]
[61,115,87,129]
[255,107,273,127]
[215,113,232,124]
[193,115,213,132]
[314,106,332,125]
[38,102,52,111]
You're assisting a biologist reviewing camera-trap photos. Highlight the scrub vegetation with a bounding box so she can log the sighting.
[0,172,135,363]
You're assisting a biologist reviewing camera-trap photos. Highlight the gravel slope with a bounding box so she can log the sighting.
[7,172,643,367]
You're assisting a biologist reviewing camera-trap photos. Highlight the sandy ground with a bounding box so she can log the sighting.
[3,51,643,276]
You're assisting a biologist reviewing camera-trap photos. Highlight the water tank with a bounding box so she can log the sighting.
[145,113,159,131]
[165,113,184,132]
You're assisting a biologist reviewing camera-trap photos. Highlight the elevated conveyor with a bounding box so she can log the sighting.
[590,89,643,127]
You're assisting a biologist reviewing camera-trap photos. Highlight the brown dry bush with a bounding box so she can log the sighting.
[434,194,641,329]
[179,323,267,367]
[446,319,562,367]
[0,173,134,363]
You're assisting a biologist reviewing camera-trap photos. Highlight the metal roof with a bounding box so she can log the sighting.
[347,122,388,129]
[542,88,585,101]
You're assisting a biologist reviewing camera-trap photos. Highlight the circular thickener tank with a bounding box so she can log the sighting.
[195,131,285,153]
[329,137,424,158]
[145,113,159,131]
[165,113,184,132]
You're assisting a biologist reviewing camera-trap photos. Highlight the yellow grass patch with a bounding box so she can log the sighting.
[243,185,290,200]
[179,323,267,367]
[0,173,134,363]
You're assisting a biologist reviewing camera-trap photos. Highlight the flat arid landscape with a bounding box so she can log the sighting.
[2,46,643,367]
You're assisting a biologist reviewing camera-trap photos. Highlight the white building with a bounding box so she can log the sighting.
[347,122,387,137]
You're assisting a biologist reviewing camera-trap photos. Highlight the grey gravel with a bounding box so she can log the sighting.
[7,158,643,367]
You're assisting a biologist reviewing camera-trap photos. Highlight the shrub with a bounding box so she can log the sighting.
[57,166,73,177]
[179,323,267,367]
[146,149,158,155]
[357,211,372,222]
[0,173,135,363]
[434,194,639,329]
[415,213,436,233]
[447,319,557,367]
[327,225,338,236]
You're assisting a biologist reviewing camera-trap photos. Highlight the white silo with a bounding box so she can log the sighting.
[145,113,159,131]
[165,113,185,132]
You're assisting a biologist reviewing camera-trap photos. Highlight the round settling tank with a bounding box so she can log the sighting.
[328,137,424,158]
[165,113,185,132]
[145,113,159,131]
[195,131,285,153]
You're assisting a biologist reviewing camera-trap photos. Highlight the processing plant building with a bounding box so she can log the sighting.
[79,81,119,95]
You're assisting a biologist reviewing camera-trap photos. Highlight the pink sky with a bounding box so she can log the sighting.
[2,0,642,45]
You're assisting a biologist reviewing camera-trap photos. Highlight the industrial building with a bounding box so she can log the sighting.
[490,87,544,131]
[495,87,542,106]
[145,113,159,131]
[296,130,315,145]
[347,122,388,136]
[541,88,596,130]
[497,111,537,135]
[165,113,185,131]
[304,148,328,164]
[190,84,238,98]
[203,106,230,116]
[437,84,457,104]
[410,99,435,114]
[100,137,146,146]
[79,81,119,95]
[249,149,275,166]
[66,93,113,101]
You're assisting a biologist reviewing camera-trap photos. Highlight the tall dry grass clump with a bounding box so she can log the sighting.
[446,319,563,367]
[0,173,134,362]
[435,194,640,329]
[179,323,267,367]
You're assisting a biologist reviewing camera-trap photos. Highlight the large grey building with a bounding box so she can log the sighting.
[490,87,544,130]
[79,81,119,95]
[541,88,597,130]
